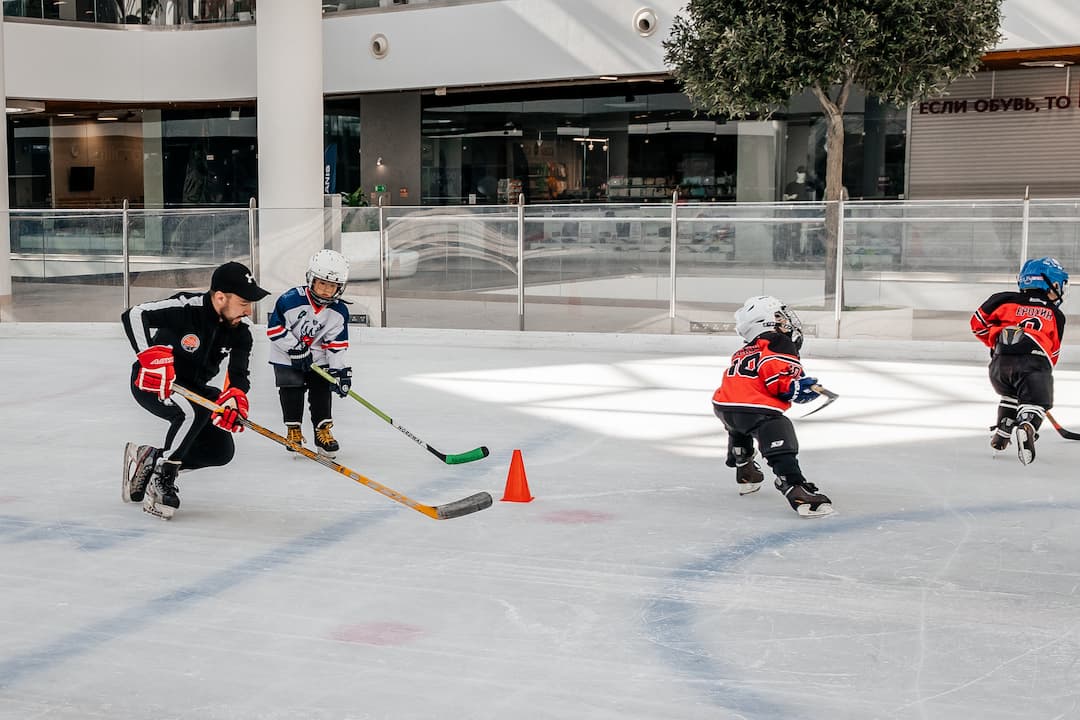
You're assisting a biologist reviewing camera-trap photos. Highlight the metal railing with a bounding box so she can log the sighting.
[8,194,1080,342]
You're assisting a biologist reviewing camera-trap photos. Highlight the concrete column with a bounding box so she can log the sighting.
[142,110,165,253]
[256,0,325,296]
[0,16,11,322]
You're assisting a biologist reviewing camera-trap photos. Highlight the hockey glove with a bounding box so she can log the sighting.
[328,366,353,398]
[781,376,820,404]
[287,342,314,371]
[212,387,249,433]
[134,345,175,400]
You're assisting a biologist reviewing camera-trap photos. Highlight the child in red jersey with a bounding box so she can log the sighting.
[971,256,1068,465]
[712,296,833,518]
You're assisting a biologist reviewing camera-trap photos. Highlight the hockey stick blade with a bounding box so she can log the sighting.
[1045,411,1080,441]
[800,385,839,418]
[171,384,493,520]
[310,365,490,465]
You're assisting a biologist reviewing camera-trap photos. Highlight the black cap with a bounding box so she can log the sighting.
[210,261,270,301]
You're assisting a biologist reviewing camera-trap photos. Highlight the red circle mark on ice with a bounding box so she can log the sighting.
[333,622,425,646]
[542,510,614,524]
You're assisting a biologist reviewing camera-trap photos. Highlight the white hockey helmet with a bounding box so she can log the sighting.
[733,295,803,346]
[306,249,350,306]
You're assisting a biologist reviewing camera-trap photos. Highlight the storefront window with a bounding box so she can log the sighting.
[323,103,362,199]
[421,82,906,206]
[5,105,257,209]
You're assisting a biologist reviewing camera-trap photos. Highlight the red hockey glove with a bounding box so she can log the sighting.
[135,345,175,400]
[212,387,249,433]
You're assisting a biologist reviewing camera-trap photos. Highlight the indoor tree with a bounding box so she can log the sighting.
[664,0,1002,300]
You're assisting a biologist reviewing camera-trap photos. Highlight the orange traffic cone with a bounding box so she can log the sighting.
[501,449,534,502]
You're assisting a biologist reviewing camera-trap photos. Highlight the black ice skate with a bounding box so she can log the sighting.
[143,459,181,520]
[285,423,305,454]
[314,419,339,458]
[775,475,834,518]
[1014,420,1037,465]
[735,458,764,495]
[123,442,160,503]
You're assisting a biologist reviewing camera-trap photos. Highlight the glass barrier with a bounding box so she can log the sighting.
[373,205,522,330]
[522,203,673,333]
[839,201,1021,342]
[9,198,1080,344]
[673,203,830,340]
[9,207,252,322]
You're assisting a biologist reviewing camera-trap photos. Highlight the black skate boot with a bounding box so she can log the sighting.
[735,457,764,495]
[123,443,161,503]
[1014,419,1038,466]
[143,459,181,520]
[990,419,1013,453]
[285,423,305,454]
[314,419,339,458]
[775,475,834,518]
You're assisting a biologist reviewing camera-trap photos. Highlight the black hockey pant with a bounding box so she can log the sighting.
[274,364,333,428]
[988,353,1053,432]
[715,407,805,482]
[130,368,235,470]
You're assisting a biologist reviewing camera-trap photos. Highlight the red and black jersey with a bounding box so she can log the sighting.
[712,332,804,414]
[970,290,1066,366]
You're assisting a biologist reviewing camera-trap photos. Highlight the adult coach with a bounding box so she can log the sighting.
[120,261,270,519]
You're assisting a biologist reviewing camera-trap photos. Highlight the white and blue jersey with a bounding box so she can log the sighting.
[266,286,350,370]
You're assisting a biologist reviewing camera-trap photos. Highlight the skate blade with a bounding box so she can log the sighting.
[738,481,763,496]
[122,443,137,503]
[317,447,338,460]
[1014,425,1036,465]
[142,503,175,520]
[796,502,834,518]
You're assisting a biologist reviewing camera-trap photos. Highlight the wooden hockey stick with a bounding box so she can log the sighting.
[1045,411,1080,440]
[171,384,493,520]
[799,384,839,418]
[310,365,490,465]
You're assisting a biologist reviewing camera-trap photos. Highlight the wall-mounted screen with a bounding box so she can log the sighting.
[69,166,95,192]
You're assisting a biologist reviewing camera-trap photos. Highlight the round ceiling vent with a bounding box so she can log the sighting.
[371,33,389,59]
[633,8,658,37]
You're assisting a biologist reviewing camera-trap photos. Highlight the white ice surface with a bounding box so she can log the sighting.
[2,329,1080,720]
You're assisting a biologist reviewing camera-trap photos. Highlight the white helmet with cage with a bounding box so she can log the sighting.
[306,249,350,306]
[734,295,803,347]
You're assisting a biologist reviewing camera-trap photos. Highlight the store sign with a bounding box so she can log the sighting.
[917,95,1073,115]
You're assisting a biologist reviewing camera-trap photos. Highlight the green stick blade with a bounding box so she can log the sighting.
[443,446,490,465]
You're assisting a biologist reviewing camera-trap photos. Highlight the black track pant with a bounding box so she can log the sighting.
[274,364,333,428]
[714,407,804,481]
[129,367,234,470]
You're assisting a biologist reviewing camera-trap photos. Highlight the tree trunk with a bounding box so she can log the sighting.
[823,111,844,304]
[812,82,851,309]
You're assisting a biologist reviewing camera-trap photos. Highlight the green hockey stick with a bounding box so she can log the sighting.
[171,384,492,520]
[311,365,490,465]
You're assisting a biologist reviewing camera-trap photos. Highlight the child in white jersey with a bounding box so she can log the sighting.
[266,249,353,457]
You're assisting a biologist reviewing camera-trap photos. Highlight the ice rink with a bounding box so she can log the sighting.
[3,326,1080,720]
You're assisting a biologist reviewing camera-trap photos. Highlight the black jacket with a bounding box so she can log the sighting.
[121,291,255,393]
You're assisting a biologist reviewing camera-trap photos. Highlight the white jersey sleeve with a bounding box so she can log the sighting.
[266,287,351,370]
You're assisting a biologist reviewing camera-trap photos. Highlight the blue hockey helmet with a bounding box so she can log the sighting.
[1018,257,1068,305]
